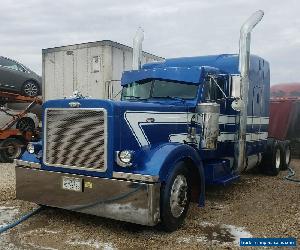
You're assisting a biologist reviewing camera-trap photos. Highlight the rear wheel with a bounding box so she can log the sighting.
[261,140,282,176]
[160,161,191,232]
[280,143,291,170]
[0,138,24,163]
[21,81,39,97]
[266,145,281,176]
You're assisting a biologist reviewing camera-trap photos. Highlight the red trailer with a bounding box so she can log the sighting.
[271,83,300,99]
[269,83,300,157]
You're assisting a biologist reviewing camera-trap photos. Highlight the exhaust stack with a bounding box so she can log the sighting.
[235,10,264,173]
[132,27,144,70]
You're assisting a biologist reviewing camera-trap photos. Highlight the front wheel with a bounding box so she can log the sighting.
[160,162,191,232]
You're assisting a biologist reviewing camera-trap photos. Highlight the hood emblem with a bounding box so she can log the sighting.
[69,102,81,108]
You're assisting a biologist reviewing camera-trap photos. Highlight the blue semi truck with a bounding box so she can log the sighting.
[15,11,291,231]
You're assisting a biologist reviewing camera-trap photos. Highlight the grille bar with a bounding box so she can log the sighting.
[44,108,107,172]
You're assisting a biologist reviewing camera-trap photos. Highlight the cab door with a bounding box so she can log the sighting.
[201,74,235,148]
[250,85,262,142]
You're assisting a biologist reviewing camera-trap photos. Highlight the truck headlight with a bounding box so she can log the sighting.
[27,143,35,154]
[116,150,134,167]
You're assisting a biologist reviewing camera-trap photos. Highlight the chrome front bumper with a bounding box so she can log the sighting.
[15,166,161,226]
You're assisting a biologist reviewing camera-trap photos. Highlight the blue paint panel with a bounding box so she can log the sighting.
[223,124,238,133]
[203,159,239,185]
[247,124,268,131]
[20,151,41,163]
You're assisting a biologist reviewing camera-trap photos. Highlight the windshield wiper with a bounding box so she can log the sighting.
[152,96,185,102]
[122,95,148,101]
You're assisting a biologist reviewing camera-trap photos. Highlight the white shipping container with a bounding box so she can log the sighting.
[42,40,163,101]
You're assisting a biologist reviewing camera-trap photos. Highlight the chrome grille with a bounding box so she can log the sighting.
[44,108,107,171]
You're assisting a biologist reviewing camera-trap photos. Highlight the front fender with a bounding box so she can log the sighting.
[133,143,205,206]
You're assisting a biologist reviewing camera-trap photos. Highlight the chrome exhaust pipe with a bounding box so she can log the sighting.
[132,27,144,70]
[235,10,264,173]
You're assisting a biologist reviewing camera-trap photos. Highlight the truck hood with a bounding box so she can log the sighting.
[42,98,194,177]
[43,98,193,150]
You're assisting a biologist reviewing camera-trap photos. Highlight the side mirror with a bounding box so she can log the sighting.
[205,75,227,101]
[230,75,244,111]
[230,75,241,98]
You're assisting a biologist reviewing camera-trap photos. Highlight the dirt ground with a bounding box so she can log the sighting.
[0,160,299,249]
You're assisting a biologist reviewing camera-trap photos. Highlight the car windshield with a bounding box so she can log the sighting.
[121,79,198,101]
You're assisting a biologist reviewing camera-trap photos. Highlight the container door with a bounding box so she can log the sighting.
[87,46,104,99]
[74,48,89,97]
[111,47,125,100]
[44,49,74,100]
[63,50,75,97]
[44,51,68,101]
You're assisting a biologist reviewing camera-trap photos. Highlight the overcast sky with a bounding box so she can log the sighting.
[0,0,299,84]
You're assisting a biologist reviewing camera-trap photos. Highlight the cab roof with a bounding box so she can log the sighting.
[121,54,268,86]
[121,66,221,86]
[143,54,241,73]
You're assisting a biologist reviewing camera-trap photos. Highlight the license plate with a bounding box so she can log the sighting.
[62,176,82,192]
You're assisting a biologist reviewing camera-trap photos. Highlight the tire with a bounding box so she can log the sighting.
[21,81,39,97]
[266,145,281,176]
[160,161,191,232]
[280,143,291,170]
[16,117,35,132]
[0,138,24,163]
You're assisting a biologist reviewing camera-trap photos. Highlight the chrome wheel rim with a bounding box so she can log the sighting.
[24,82,38,96]
[170,175,188,218]
[285,147,291,165]
[275,149,281,169]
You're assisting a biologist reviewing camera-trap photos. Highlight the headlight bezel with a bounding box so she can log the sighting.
[115,150,134,167]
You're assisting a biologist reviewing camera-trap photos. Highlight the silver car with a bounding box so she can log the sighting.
[0,56,42,96]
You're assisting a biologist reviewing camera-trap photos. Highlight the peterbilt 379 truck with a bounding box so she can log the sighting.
[15,11,291,231]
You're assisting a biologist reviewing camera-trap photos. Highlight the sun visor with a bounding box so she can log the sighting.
[121,66,203,86]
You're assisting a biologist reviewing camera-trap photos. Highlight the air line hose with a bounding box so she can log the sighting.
[0,185,142,234]
[285,167,300,183]
[0,206,43,234]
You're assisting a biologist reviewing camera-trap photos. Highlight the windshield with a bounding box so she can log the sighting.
[121,79,198,101]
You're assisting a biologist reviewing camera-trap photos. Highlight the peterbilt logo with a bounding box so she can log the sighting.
[69,102,81,108]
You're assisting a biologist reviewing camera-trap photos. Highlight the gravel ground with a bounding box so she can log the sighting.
[0,160,299,249]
